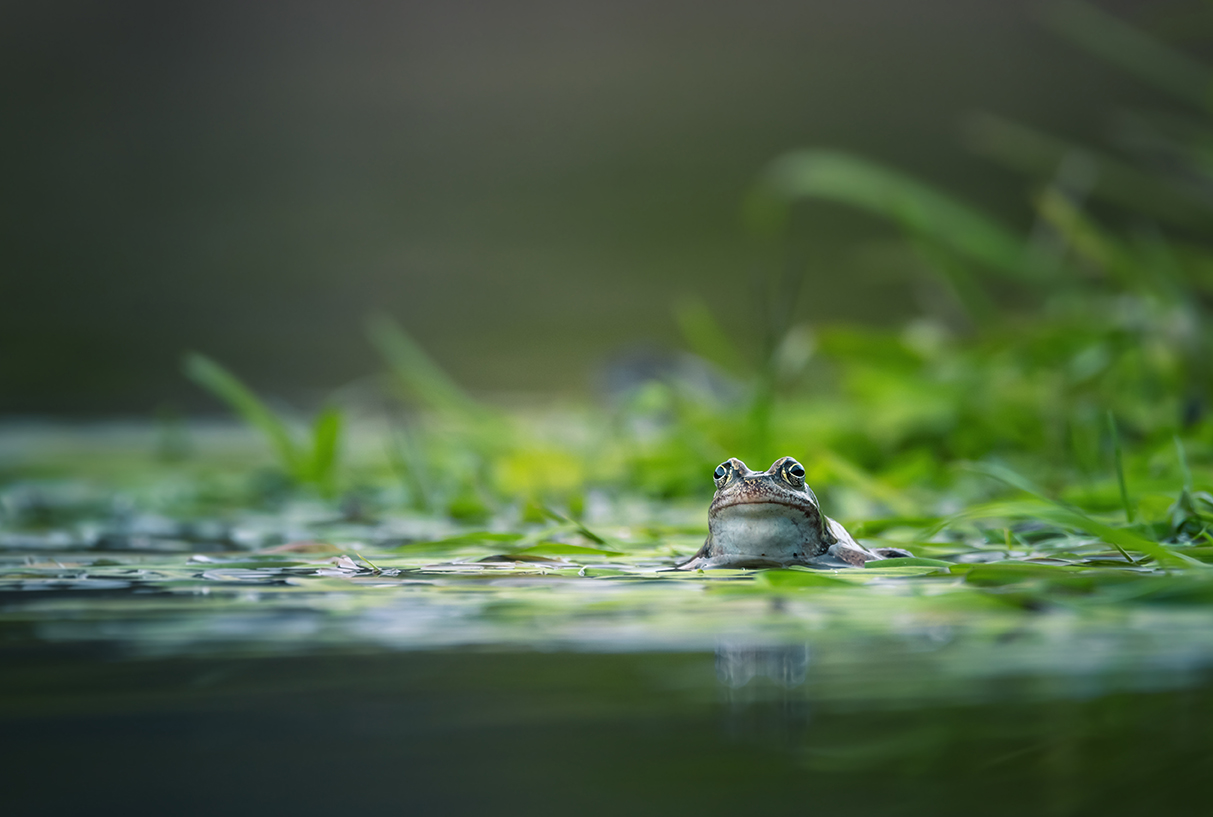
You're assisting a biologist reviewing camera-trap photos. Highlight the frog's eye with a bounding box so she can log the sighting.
[713,463,729,487]
[783,461,806,484]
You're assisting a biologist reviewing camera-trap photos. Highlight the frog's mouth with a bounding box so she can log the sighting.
[712,497,818,517]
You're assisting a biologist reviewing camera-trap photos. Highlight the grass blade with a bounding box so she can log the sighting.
[969,462,1209,568]
[386,424,434,512]
[367,314,478,415]
[817,449,918,518]
[308,405,344,495]
[1108,411,1133,523]
[964,113,1213,228]
[1176,435,1193,493]
[752,150,1037,283]
[183,353,302,476]
[673,297,749,375]
[537,505,609,546]
[1042,0,1213,110]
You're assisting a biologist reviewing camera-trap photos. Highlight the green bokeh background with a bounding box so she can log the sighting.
[0,0,1169,413]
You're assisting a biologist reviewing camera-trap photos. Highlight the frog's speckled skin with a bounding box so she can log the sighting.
[677,456,911,570]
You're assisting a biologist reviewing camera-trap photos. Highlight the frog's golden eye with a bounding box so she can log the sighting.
[713,463,729,487]
[783,460,806,485]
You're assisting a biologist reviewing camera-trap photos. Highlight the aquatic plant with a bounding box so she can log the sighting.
[183,352,344,497]
[12,0,1212,580]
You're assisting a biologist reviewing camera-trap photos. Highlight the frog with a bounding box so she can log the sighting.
[676,456,913,569]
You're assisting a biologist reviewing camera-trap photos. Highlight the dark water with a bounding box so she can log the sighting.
[3,553,1212,816]
[4,647,1211,816]
[5,443,1213,815]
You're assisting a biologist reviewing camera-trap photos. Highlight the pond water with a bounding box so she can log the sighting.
[4,535,1213,814]
[3,426,1213,815]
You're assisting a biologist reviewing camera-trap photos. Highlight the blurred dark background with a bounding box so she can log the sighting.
[0,0,1175,414]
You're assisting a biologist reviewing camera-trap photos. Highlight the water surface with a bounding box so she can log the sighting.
[4,523,1212,815]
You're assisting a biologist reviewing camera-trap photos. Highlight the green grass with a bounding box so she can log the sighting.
[183,352,344,497]
[7,0,1213,643]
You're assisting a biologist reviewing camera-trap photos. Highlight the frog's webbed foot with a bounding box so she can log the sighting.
[674,538,714,570]
[821,543,914,566]
[822,542,873,567]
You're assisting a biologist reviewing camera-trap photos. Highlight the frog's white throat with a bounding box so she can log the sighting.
[707,509,830,561]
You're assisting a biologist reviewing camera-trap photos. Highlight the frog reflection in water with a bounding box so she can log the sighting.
[677,456,913,570]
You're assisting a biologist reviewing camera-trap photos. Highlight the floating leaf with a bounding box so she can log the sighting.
[864,557,953,569]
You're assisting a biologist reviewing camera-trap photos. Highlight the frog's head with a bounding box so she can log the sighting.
[706,456,836,558]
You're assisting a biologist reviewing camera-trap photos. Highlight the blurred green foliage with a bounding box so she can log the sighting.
[12,11,1213,800]
[167,2,1213,572]
[183,353,344,497]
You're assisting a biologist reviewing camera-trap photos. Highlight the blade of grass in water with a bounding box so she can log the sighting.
[386,425,434,512]
[963,113,1213,228]
[538,505,608,546]
[817,449,918,518]
[968,463,1209,569]
[673,297,749,375]
[902,230,997,323]
[1032,188,1141,289]
[751,150,1037,283]
[1176,435,1193,492]
[1042,0,1213,111]
[1109,411,1134,523]
[183,353,302,476]
[307,406,343,496]
[367,314,479,416]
